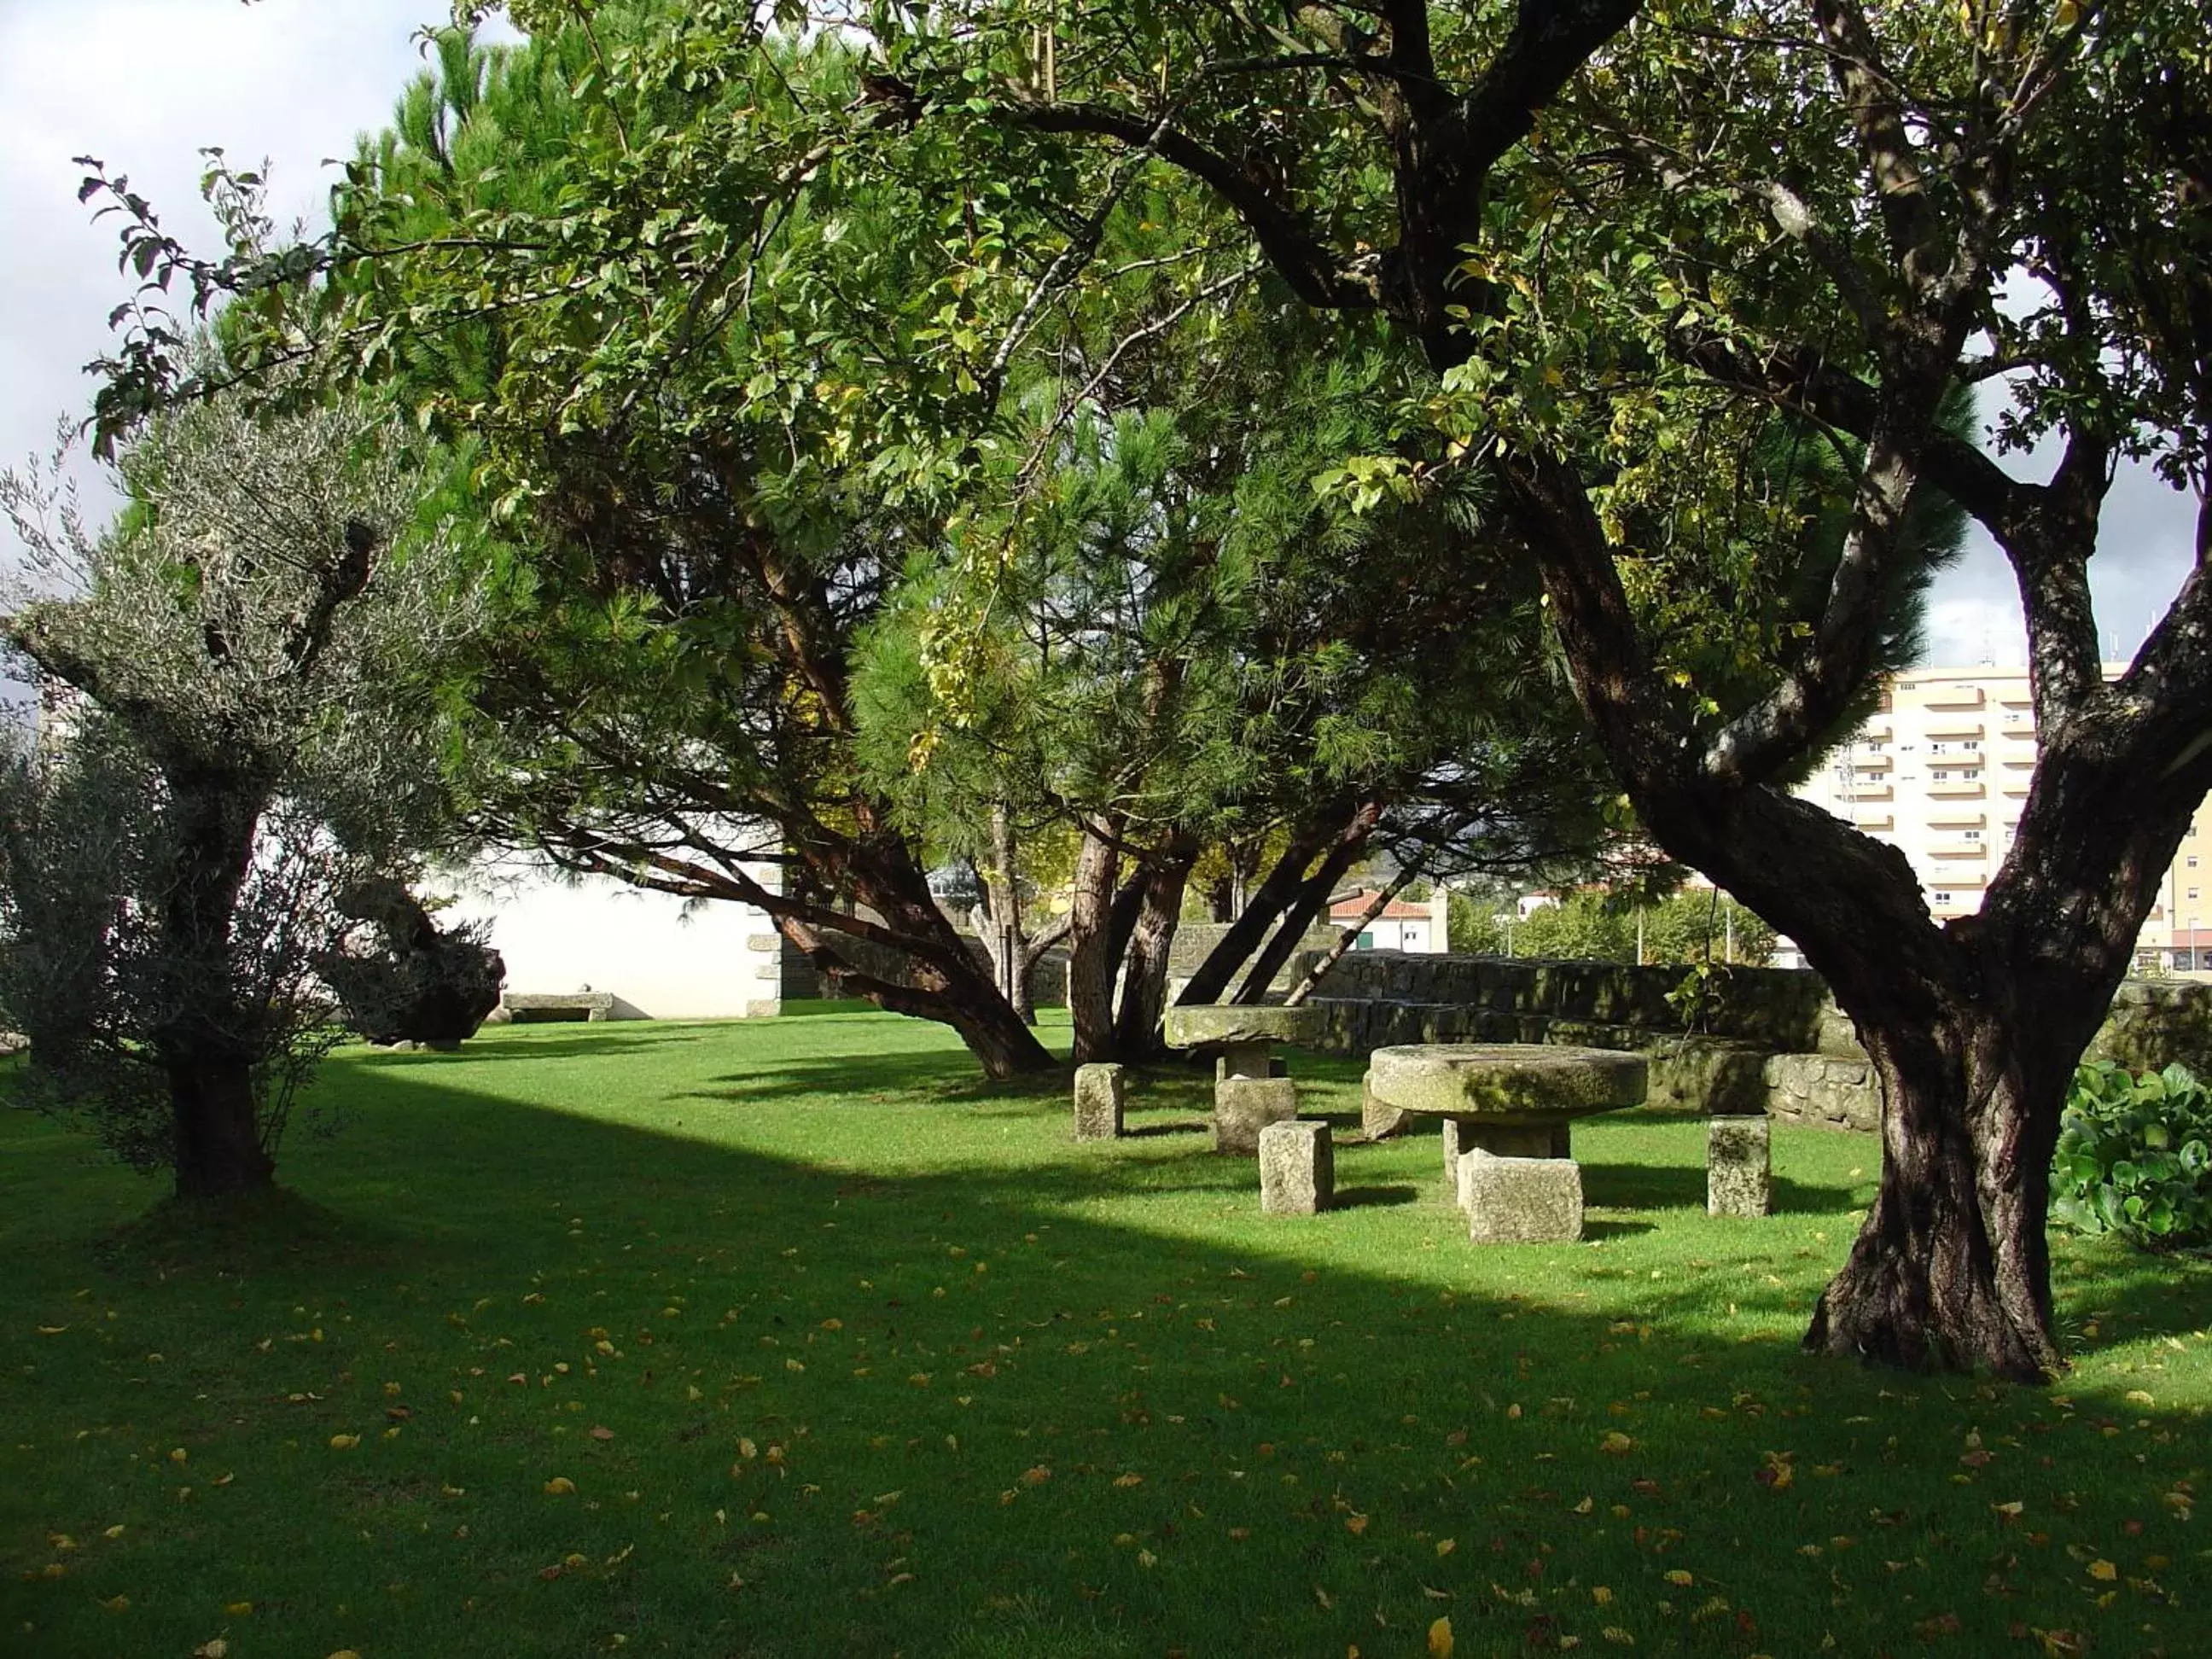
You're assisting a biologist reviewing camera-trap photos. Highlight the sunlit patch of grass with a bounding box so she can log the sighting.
[3,1010,2208,1656]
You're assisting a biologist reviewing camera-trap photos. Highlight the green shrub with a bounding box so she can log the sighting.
[2051,1060,2212,1249]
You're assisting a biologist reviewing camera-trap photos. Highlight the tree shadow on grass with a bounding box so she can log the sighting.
[362,1033,688,1063]
[11,1030,2212,1659]
[1580,1159,1860,1216]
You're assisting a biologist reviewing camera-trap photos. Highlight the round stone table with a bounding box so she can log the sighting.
[1363,1044,1648,1243]
[1162,1004,1326,1155]
[1162,1003,1326,1080]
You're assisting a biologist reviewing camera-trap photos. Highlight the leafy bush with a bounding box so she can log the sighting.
[2051,1060,2212,1249]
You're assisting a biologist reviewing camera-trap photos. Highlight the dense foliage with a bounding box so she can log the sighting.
[2052,1061,2212,1252]
[1452,887,1777,968]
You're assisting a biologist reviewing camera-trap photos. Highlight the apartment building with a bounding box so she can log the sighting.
[1796,666,2212,974]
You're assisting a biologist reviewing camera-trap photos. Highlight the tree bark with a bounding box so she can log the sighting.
[154,771,277,1200]
[1112,836,1196,1058]
[1066,818,1122,1062]
[1232,800,1385,1003]
[169,1056,276,1198]
[1284,863,1422,1006]
[1179,803,1364,1006]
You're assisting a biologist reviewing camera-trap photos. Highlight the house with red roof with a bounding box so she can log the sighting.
[1327,888,1451,953]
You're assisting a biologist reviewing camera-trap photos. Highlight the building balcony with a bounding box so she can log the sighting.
[1854,754,1893,774]
[1925,721,1986,741]
[1929,873,1988,893]
[1926,809,1985,829]
[1854,812,1895,831]
[1848,783,1894,802]
[1929,779,1987,798]
[1922,684,1988,709]
[1930,841,1989,859]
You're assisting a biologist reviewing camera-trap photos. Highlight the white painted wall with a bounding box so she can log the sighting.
[443,858,782,1021]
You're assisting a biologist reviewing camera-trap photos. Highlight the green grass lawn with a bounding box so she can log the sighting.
[3,1010,2208,1658]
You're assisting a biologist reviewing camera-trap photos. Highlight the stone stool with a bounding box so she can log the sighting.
[1259,1120,1334,1215]
[1706,1114,1773,1217]
[1073,1062,1126,1141]
[1459,1150,1586,1243]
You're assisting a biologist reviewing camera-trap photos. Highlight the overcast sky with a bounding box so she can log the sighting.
[2,0,2201,669]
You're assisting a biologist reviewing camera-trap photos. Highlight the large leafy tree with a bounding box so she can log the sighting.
[877,0,2212,1377]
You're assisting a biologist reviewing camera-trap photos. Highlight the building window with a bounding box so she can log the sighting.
[2191,889,2201,902]
[2191,857,2200,868]
[1965,830,1982,841]
[1964,740,1980,750]
[1933,891,1954,905]
[1932,769,1949,779]
[1355,931,1375,951]
[1930,742,1949,754]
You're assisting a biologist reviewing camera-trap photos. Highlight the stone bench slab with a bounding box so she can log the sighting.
[1162,1004,1325,1051]
[1365,1043,1646,1122]
[501,992,615,1023]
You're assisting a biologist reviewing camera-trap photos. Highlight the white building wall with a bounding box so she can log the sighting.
[445,858,783,1021]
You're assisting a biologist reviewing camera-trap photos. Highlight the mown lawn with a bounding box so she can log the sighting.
[3,1010,2208,1658]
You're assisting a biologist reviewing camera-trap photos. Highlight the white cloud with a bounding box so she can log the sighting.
[0,0,485,474]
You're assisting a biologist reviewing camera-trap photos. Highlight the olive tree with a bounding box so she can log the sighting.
[1,393,480,1198]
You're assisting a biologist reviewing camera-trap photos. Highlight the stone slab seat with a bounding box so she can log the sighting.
[1161,1003,1325,1054]
[1365,1042,1648,1121]
[501,992,615,1024]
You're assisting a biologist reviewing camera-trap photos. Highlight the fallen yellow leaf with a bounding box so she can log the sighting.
[2087,1559,2117,1581]
[328,1435,359,1451]
[1600,1432,1634,1454]
[1428,1615,1454,1657]
[100,1594,129,1612]
[544,1476,577,1496]
[1664,1569,1694,1586]
[1435,1538,1457,1557]
[193,1642,230,1659]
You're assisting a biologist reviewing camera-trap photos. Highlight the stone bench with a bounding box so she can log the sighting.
[1162,1003,1326,1155]
[500,992,615,1024]
[1364,1043,1647,1243]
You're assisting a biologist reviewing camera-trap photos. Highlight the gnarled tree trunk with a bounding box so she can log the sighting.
[1066,818,1123,1062]
[154,770,276,1200]
[1112,836,1196,1058]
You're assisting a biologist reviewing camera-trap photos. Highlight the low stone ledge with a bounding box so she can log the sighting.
[502,992,617,1024]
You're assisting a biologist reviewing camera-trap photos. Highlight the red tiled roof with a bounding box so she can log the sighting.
[1329,891,1432,921]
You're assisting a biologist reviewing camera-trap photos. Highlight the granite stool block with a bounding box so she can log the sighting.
[1259,1120,1334,1215]
[1461,1150,1585,1243]
[1073,1062,1126,1141]
[1707,1114,1773,1217]
[1214,1076,1298,1155]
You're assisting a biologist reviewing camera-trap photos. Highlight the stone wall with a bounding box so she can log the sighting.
[1301,952,1833,1051]
[1298,949,2212,1133]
